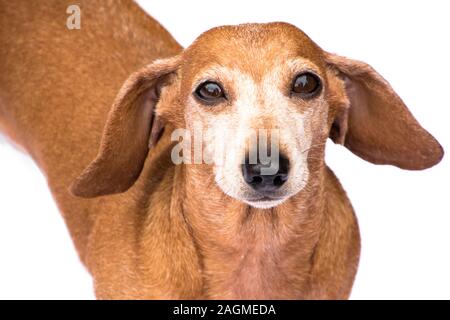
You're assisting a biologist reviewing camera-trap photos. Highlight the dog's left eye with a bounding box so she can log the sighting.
[291,72,322,98]
[194,81,225,103]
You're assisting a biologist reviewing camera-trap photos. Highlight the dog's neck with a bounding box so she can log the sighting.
[180,164,326,299]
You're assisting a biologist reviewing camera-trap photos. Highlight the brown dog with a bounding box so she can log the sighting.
[0,1,443,299]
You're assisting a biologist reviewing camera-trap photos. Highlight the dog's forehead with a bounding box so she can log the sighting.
[182,22,324,81]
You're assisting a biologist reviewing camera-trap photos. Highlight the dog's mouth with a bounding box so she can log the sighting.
[243,195,287,209]
[248,195,283,201]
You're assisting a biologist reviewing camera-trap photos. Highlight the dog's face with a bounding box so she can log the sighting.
[71,23,443,204]
[176,24,330,208]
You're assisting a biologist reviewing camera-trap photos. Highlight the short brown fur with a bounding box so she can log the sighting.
[0,1,443,299]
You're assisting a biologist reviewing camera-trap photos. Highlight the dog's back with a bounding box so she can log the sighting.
[0,0,181,260]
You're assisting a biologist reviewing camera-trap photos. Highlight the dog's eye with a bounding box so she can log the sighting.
[291,72,321,98]
[194,81,225,103]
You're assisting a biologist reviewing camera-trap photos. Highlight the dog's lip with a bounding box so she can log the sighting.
[259,196,282,201]
[246,195,284,202]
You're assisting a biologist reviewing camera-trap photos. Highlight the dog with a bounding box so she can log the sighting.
[0,1,443,299]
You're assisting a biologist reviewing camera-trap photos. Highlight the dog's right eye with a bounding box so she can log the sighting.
[194,81,225,103]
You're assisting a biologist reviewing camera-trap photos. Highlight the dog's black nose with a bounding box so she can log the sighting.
[242,154,289,193]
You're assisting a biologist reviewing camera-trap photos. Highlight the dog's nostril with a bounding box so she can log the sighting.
[273,175,286,187]
[251,176,263,184]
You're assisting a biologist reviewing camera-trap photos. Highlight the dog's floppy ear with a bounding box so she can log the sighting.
[326,52,443,170]
[70,56,181,198]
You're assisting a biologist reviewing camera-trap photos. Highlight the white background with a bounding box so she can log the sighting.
[1,0,449,299]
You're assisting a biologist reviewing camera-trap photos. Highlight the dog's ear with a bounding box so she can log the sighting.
[326,52,443,170]
[70,56,181,198]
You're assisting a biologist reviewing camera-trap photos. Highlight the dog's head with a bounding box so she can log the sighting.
[71,23,443,208]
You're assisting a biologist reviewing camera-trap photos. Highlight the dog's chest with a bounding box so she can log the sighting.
[202,244,310,299]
